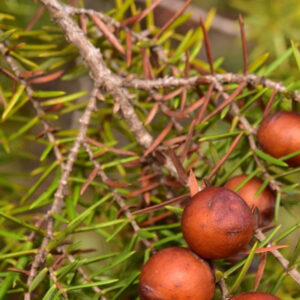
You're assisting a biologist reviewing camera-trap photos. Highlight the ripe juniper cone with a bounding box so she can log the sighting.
[181,187,254,259]
[139,247,215,300]
[257,111,300,167]
[225,175,275,226]
[230,292,281,299]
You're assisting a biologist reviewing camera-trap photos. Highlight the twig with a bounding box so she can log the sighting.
[212,261,229,300]
[25,86,99,300]
[48,1,300,107]
[219,277,230,300]
[63,248,107,300]
[210,77,282,193]
[0,43,64,166]
[255,229,300,286]
[40,0,183,184]
[83,142,152,249]
[123,74,300,102]
[66,5,168,62]
[49,267,67,298]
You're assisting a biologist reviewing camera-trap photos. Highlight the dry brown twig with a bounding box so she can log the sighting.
[124,74,300,102]
[83,142,152,249]
[25,86,99,300]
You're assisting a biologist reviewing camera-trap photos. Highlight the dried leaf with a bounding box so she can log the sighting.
[184,96,205,114]
[167,148,188,182]
[254,253,266,291]
[25,5,45,31]
[144,122,173,156]
[180,119,196,161]
[138,173,157,182]
[126,182,159,197]
[44,103,64,113]
[80,167,99,195]
[162,87,184,101]
[163,135,187,146]
[241,245,288,254]
[80,14,87,34]
[200,18,215,75]
[20,70,44,78]
[145,102,159,125]
[202,83,246,123]
[180,88,187,111]
[263,90,277,118]
[189,170,199,197]
[164,178,182,188]
[126,31,132,67]
[86,138,137,156]
[132,0,163,25]
[206,132,244,181]
[153,0,192,40]
[141,211,172,227]
[104,179,131,188]
[141,49,154,79]
[132,194,189,215]
[123,158,141,167]
[28,70,64,84]
[0,66,19,81]
[196,84,213,124]
[91,15,125,55]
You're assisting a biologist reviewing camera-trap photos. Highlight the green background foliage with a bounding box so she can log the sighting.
[0,0,300,299]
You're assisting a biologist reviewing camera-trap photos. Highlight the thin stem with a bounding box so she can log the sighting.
[83,142,152,249]
[25,86,99,299]
[255,229,300,286]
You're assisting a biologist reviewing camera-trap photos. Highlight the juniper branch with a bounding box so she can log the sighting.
[124,74,300,102]
[40,0,183,184]
[83,142,152,249]
[46,2,300,106]
[66,5,168,63]
[0,42,64,166]
[255,229,300,286]
[25,86,99,300]
[210,77,282,193]
[63,248,107,300]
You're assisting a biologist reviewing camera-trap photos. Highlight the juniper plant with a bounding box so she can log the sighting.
[0,1,300,299]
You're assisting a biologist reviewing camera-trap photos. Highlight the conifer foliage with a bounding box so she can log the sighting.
[0,0,300,299]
